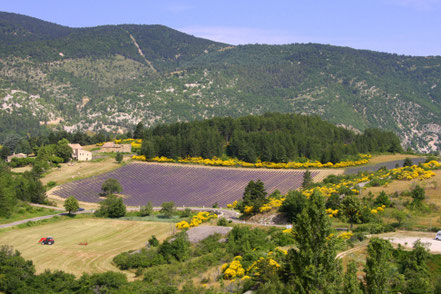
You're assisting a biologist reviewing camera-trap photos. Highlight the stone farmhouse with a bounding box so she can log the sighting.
[100,142,131,153]
[6,153,27,162]
[68,144,93,161]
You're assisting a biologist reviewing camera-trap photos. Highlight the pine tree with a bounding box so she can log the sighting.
[402,240,434,294]
[139,201,153,216]
[403,157,413,167]
[115,152,123,163]
[240,180,267,214]
[282,190,342,293]
[140,140,156,159]
[341,195,362,229]
[301,170,312,189]
[365,238,393,294]
[343,262,363,294]
[133,122,144,139]
[0,171,15,218]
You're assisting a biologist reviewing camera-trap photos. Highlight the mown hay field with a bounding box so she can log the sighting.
[52,162,333,207]
[0,218,172,277]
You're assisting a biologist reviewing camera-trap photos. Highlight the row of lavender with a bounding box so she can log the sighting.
[54,163,316,207]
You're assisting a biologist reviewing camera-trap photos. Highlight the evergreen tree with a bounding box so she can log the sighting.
[282,190,342,293]
[139,201,153,216]
[15,172,46,204]
[341,195,362,229]
[365,238,393,294]
[374,191,391,207]
[401,240,434,294]
[148,235,159,247]
[0,146,11,160]
[301,170,313,189]
[0,166,15,217]
[410,185,425,205]
[279,190,308,222]
[115,152,123,163]
[239,180,268,214]
[343,262,363,294]
[140,140,156,159]
[133,122,144,139]
[0,179,14,218]
[403,157,413,167]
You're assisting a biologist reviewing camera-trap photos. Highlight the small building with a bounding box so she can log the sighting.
[100,142,131,153]
[68,144,92,161]
[6,153,27,162]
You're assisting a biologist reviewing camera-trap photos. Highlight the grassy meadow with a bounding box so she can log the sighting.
[0,204,62,225]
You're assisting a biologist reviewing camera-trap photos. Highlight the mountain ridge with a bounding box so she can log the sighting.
[1,12,441,152]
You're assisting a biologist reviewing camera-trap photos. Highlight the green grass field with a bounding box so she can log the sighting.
[0,218,173,277]
[0,205,62,225]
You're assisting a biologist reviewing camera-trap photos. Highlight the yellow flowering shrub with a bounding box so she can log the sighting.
[326,233,335,240]
[275,247,288,255]
[223,256,245,280]
[241,275,251,281]
[176,211,217,229]
[227,200,238,209]
[246,257,281,278]
[132,154,373,169]
[282,228,292,234]
[132,155,146,161]
[338,232,353,240]
[259,197,285,212]
[152,156,174,162]
[244,206,254,214]
[175,221,190,229]
[131,142,141,151]
[371,205,385,214]
[298,161,439,202]
[326,208,339,217]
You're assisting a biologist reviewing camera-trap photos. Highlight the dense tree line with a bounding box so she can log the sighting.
[1,130,114,157]
[138,113,403,163]
[0,161,47,218]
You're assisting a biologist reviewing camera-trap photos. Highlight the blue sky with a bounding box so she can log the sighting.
[2,0,441,56]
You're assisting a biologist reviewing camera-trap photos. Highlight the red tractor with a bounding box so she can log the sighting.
[38,236,55,245]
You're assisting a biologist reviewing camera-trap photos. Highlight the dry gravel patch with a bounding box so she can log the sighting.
[382,233,441,254]
[186,225,232,243]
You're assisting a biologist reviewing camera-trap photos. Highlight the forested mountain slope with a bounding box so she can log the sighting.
[1,12,441,152]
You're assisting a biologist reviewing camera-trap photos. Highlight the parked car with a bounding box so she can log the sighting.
[436,231,441,241]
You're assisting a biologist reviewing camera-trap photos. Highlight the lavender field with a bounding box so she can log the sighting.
[54,163,318,207]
